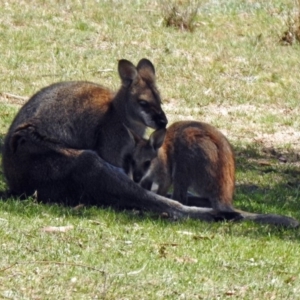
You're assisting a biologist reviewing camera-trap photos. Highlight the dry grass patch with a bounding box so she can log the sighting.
[160,0,201,32]
[280,0,300,45]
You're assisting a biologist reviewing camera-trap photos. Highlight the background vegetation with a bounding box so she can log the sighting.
[0,0,300,298]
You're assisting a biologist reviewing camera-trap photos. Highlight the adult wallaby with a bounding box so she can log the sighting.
[130,120,299,227]
[1,59,239,223]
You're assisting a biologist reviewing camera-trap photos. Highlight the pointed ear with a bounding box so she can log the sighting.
[137,58,156,83]
[149,128,166,151]
[10,123,32,153]
[118,59,138,87]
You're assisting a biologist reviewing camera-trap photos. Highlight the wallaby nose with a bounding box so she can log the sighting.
[133,173,142,183]
[159,118,167,127]
[157,113,168,128]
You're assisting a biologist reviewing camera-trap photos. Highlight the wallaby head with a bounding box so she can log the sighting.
[130,128,166,183]
[116,59,168,135]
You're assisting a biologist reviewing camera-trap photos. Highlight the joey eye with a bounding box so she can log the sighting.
[143,160,151,170]
[138,100,149,108]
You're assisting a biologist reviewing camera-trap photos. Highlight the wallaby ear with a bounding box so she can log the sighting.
[118,59,138,87]
[10,132,25,153]
[149,128,166,151]
[137,58,156,83]
[10,123,32,153]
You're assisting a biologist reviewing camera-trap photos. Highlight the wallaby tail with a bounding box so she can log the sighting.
[184,195,299,228]
[234,209,299,228]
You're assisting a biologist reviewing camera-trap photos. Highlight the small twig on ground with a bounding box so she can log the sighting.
[1,92,28,101]
[116,263,147,277]
[92,68,113,74]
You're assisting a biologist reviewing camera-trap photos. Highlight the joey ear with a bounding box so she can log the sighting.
[10,132,25,153]
[149,128,166,151]
[118,59,138,87]
[137,58,156,83]
[10,123,32,153]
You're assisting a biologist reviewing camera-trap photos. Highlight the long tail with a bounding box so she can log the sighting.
[183,194,299,228]
[235,209,299,228]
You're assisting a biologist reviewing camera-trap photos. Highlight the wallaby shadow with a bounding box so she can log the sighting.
[233,144,300,213]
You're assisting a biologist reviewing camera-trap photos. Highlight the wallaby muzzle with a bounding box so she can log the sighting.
[154,111,168,129]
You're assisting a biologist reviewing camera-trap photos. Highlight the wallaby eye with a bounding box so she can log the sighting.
[143,160,151,170]
[138,100,149,108]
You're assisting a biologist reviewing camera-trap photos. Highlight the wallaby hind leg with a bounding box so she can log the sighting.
[172,183,189,205]
[17,147,146,207]
[171,170,189,204]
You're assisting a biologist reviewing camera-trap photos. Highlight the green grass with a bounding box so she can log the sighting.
[1,199,300,299]
[1,0,300,299]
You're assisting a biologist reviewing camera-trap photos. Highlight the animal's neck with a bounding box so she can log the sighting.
[126,118,147,137]
[112,88,146,137]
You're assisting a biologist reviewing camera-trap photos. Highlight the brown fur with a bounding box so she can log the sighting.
[131,121,299,227]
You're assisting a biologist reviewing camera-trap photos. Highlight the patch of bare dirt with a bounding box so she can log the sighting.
[164,101,300,152]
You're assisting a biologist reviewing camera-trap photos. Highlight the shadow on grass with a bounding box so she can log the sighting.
[0,195,299,241]
[233,144,300,213]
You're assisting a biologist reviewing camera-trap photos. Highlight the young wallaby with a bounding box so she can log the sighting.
[130,121,299,227]
[1,59,240,223]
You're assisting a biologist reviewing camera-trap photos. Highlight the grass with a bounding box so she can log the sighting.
[1,199,300,299]
[0,0,300,299]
